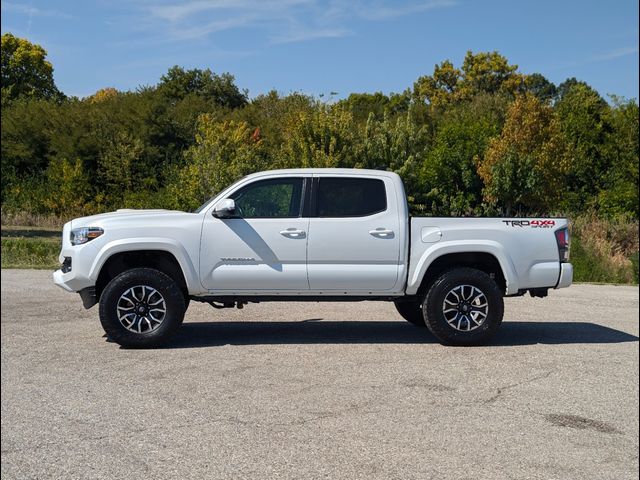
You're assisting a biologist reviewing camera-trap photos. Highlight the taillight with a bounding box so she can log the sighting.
[555,228,570,262]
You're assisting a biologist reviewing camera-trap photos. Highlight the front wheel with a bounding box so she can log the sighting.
[423,267,503,346]
[99,268,185,348]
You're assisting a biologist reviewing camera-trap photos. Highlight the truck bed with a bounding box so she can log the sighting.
[407,217,568,296]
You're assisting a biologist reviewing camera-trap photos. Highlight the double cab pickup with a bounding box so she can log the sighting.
[54,169,573,347]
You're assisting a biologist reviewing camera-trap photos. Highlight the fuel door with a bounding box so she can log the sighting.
[421,226,442,243]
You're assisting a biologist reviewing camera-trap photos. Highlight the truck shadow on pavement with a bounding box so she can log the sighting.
[161,320,639,349]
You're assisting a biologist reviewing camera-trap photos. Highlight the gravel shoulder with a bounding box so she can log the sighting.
[1,269,638,480]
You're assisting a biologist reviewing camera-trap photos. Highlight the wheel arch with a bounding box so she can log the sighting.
[407,243,517,296]
[94,248,192,302]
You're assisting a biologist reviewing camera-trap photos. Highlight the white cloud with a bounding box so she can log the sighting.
[551,45,640,71]
[1,1,73,19]
[356,0,457,21]
[591,46,639,62]
[150,0,311,23]
[168,14,260,40]
[271,27,350,44]
[143,0,456,44]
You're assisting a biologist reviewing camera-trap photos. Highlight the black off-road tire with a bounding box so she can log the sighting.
[423,267,503,346]
[99,268,185,348]
[394,301,426,327]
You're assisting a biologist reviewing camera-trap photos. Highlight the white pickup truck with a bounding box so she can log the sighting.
[53,168,573,347]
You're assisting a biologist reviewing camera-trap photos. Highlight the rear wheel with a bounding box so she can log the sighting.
[394,301,426,327]
[423,267,503,346]
[99,268,185,348]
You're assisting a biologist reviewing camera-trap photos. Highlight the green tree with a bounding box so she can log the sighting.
[478,94,568,215]
[555,82,610,212]
[555,77,590,101]
[336,91,411,123]
[98,131,146,206]
[44,158,91,215]
[423,93,508,215]
[598,98,639,217]
[168,116,265,210]
[524,73,557,103]
[88,87,120,103]
[280,106,360,169]
[1,33,63,103]
[362,105,430,210]
[233,91,316,150]
[413,59,462,108]
[157,66,247,108]
[414,51,524,108]
[0,97,58,176]
[460,51,523,97]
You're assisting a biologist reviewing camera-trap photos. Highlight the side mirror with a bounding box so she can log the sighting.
[212,198,236,218]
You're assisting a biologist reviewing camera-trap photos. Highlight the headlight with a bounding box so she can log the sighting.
[70,227,104,245]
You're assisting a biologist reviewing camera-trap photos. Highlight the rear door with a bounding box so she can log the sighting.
[306,174,402,292]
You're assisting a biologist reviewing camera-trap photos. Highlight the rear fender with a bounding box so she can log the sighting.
[406,240,518,295]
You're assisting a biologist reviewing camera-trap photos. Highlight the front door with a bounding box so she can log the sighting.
[200,177,310,292]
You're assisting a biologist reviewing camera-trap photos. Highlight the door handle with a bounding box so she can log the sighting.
[280,228,306,238]
[369,228,394,238]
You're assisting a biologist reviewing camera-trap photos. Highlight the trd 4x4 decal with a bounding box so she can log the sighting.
[502,220,556,228]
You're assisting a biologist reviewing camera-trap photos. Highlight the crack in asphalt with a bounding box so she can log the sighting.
[484,370,554,404]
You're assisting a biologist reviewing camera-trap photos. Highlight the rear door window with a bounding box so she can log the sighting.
[316,177,387,217]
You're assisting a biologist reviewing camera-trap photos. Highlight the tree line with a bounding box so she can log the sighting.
[1,32,638,219]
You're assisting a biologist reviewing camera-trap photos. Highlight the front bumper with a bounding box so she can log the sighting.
[555,263,573,289]
[52,266,93,292]
[52,221,101,294]
[53,270,98,308]
[52,269,74,292]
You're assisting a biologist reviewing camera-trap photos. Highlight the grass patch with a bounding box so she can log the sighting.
[1,230,60,269]
[570,215,639,284]
[570,236,631,283]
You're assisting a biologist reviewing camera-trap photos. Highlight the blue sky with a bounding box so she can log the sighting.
[2,0,638,100]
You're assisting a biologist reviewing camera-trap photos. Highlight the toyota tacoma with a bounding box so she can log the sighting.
[53,169,573,347]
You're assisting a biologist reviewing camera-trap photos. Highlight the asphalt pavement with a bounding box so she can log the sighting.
[1,269,638,479]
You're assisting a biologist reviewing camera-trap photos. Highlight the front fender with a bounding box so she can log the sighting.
[406,240,519,295]
[89,238,202,294]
